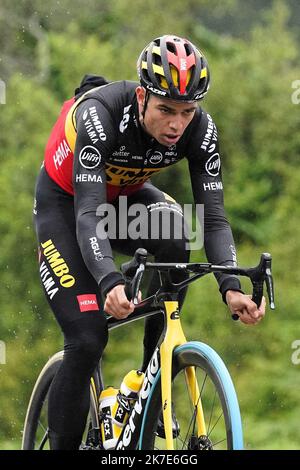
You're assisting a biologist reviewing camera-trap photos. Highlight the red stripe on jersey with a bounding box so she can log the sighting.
[44,98,75,195]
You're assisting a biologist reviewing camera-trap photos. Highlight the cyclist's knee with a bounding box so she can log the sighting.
[63,315,108,363]
[155,203,190,261]
[155,235,190,263]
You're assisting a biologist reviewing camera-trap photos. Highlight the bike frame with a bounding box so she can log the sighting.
[159,300,204,449]
[102,297,204,450]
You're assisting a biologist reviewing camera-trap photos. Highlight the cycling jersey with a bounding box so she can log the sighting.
[43,75,241,298]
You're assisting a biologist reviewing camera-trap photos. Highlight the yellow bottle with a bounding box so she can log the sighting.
[99,387,124,450]
[120,369,145,400]
[99,371,145,450]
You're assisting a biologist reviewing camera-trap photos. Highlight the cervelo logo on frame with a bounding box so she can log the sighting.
[79,145,101,169]
[77,294,99,312]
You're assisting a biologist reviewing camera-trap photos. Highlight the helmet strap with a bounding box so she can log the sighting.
[141,90,150,120]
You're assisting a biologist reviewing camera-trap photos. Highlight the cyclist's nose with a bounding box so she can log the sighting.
[168,117,184,133]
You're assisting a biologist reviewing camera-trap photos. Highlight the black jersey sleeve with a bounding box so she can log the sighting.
[73,98,125,298]
[187,111,243,303]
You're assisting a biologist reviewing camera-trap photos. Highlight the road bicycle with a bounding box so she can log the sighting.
[22,249,275,450]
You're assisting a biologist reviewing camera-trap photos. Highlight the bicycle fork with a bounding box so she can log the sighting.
[159,301,207,449]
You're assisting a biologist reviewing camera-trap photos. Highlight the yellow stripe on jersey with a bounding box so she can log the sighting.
[64,100,79,153]
[105,164,162,187]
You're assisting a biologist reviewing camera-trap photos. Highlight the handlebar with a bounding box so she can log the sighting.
[121,249,275,320]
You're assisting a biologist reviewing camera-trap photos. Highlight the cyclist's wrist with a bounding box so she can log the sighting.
[219,277,244,304]
[99,272,125,298]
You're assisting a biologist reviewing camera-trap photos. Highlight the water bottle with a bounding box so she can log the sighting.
[99,387,125,450]
[120,369,145,401]
[99,371,145,450]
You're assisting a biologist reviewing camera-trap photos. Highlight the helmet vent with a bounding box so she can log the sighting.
[184,43,193,56]
[166,42,177,54]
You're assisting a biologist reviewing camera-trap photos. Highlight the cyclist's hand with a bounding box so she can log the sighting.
[104,284,135,319]
[225,291,266,325]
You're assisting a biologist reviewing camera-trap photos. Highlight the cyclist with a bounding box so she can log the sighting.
[34,35,265,450]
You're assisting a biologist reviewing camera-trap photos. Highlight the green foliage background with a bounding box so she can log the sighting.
[0,0,300,450]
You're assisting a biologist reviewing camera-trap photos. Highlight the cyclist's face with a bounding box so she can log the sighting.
[136,87,198,147]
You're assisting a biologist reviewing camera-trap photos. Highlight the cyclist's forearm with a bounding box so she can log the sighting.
[204,227,243,302]
[75,211,124,296]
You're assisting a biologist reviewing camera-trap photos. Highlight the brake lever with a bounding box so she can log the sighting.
[232,253,275,321]
[265,258,275,310]
[122,248,148,303]
[132,263,145,305]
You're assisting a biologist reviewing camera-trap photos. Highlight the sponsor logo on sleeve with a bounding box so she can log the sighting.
[89,237,104,261]
[79,145,101,169]
[77,294,100,312]
[75,174,103,183]
[201,114,218,151]
[82,106,107,143]
[205,153,221,176]
[203,181,223,191]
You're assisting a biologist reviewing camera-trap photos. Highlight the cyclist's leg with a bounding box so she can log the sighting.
[112,182,190,371]
[47,317,107,449]
[34,167,108,450]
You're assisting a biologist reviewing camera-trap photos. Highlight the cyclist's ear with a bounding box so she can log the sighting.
[136,86,146,107]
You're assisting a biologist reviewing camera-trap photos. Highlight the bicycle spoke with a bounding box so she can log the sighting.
[200,372,208,398]
[38,429,49,450]
[181,405,198,448]
[175,435,185,450]
[207,411,223,436]
[38,419,47,433]
[207,389,217,435]
[210,437,227,448]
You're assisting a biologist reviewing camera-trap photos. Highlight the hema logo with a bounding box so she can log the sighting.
[0,341,6,364]
[0,79,6,104]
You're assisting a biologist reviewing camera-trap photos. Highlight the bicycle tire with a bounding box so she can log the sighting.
[21,351,100,450]
[139,341,243,450]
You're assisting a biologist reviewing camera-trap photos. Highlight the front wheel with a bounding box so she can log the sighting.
[139,341,243,450]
